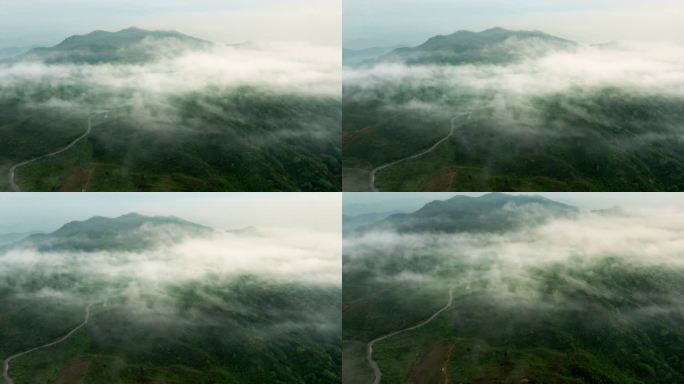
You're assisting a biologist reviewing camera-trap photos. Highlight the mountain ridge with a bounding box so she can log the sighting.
[359,193,577,234]
[360,27,577,66]
[18,27,211,64]
[12,213,212,252]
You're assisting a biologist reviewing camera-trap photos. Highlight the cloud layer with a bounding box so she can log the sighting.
[345,41,684,101]
[2,42,340,99]
[344,207,684,309]
[2,228,341,289]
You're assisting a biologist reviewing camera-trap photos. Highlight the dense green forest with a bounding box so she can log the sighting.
[343,193,684,383]
[0,28,341,192]
[343,28,684,191]
[0,214,341,383]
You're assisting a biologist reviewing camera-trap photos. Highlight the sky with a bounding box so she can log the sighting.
[343,0,684,49]
[0,193,341,234]
[0,0,340,48]
[343,193,684,216]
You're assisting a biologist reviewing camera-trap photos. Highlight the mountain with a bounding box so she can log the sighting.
[0,231,40,246]
[225,226,260,236]
[343,45,404,66]
[365,27,576,66]
[18,27,211,64]
[0,46,33,59]
[363,193,577,234]
[12,213,212,252]
[342,211,403,233]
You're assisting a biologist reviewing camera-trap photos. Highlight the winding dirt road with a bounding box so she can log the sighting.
[8,111,108,192]
[2,304,94,384]
[370,114,471,192]
[366,287,455,384]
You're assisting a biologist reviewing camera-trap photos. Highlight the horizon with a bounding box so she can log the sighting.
[343,0,684,49]
[343,26,570,50]
[0,25,337,50]
[0,193,341,234]
[0,0,340,49]
[343,192,684,216]
[8,26,210,49]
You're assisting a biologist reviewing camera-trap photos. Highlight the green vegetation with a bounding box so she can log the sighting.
[343,28,684,191]
[361,192,576,234]
[2,87,340,192]
[1,214,341,383]
[18,27,211,65]
[343,194,684,383]
[3,278,341,384]
[369,90,684,191]
[16,213,211,252]
[364,27,575,66]
[0,28,341,192]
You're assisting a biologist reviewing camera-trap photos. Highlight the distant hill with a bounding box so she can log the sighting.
[343,211,403,233]
[12,213,212,252]
[364,27,576,66]
[0,46,33,59]
[225,226,260,236]
[343,45,404,67]
[19,27,211,64]
[362,193,577,234]
[0,231,40,246]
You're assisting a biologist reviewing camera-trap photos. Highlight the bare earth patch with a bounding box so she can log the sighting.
[53,357,91,384]
[59,164,96,192]
[421,169,458,192]
[342,122,383,146]
[410,342,456,384]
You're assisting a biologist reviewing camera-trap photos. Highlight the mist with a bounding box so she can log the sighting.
[8,228,338,279]
[343,195,684,381]
[344,206,684,313]
[1,40,340,114]
[343,0,684,49]
[0,0,341,48]
[342,38,684,181]
[0,204,341,347]
[0,34,342,192]
[345,40,684,113]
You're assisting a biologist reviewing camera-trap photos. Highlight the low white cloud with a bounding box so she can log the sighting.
[1,42,340,97]
[1,229,342,287]
[344,207,684,307]
[345,42,684,99]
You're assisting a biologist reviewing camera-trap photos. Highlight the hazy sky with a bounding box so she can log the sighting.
[0,0,340,48]
[0,193,341,234]
[344,0,684,49]
[343,193,684,216]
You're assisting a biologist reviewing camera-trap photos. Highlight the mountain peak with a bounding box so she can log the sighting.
[483,27,510,33]
[15,213,212,253]
[366,27,576,67]
[120,26,145,32]
[362,193,576,234]
[20,27,210,64]
[118,212,145,218]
